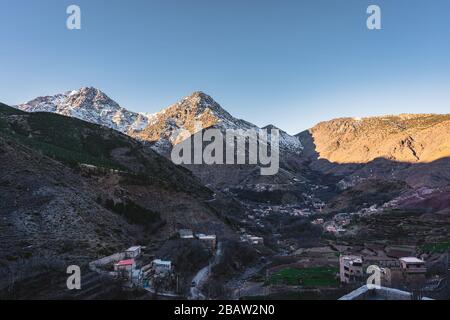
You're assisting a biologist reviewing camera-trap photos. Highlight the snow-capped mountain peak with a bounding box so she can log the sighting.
[262,124,303,154]
[15,87,152,133]
[132,91,303,154]
[15,88,302,155]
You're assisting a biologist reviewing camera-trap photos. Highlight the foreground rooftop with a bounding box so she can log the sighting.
[339,286,432,300]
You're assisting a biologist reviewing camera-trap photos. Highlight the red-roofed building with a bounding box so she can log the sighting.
[117,259,135,266]
[114,259,136,279]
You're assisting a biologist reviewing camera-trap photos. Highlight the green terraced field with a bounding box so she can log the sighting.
[269,267,339,287]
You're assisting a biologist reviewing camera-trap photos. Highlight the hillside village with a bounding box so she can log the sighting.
[81,185,450,300]
[86,228,220,298]
[2,90,450,300]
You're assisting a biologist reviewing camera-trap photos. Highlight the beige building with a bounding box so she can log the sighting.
[399,257,426,274]
[196,234,217,251]
[340,255,364,283]
[399,257,426,289]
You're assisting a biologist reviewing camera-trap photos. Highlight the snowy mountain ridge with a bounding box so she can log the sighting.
[131,91,303,155]
[15,87,153,134]
[15,88,303,155]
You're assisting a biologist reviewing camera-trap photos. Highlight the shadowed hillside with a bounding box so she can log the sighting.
[0,102,236,298]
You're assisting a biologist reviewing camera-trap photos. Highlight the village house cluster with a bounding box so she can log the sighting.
[339,254,427,289]
[178,229,217,252]
[89,245,176,293]
[237,227,264,246]
[240,234,264,245]
[79,163,125,175]
[323,213,352,234]
[87,226,218,297]
[338,253,434,300]
[317,206,384,236]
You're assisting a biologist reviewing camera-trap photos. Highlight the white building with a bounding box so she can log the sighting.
[152,259,172,273]
[179,229,194,239]
[249,236,264,245]
[196,234,217,251]
[240,234,264,245]
[125,246,142,258]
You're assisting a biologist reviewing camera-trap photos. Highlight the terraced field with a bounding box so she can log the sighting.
[269,267,339,287]
[346,210,450,246]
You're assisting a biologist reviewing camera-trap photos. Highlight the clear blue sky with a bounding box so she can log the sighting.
[1,0,449,134]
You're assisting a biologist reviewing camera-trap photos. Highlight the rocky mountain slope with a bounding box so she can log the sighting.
[131,91,303,155]
[297,114,450,212]
[130,92,312,202]
[15,87,152,134]
[302,114,450,164]
[0,102,235,297]
[17,87,450,212]
[16,89,303,156]
[16,89,307,204]
[133,92,314,205]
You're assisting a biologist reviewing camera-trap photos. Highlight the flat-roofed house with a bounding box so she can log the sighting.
[179,229,194,239]
[79,163,98,173]
[240,234,264,245]
[197,234,217,251]
[152,259,172,274]
[125,246,142,258]
[399,257,426,273]
[399,257,427,289]
[312,218,324,225]
[340,255,364,283]
[114,259,136,279]
[249,236,264,245]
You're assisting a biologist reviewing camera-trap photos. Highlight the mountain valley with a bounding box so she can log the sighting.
[4,88,450,299]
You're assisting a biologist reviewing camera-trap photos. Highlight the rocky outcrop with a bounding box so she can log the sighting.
[299,114,450,164]
[297,114,450,187]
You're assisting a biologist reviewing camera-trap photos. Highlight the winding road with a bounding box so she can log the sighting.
[189,241,223,300]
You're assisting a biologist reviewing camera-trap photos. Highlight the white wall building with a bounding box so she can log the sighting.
[125,246,142,258]
[152,259,172,273]
[179,229,194,239]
